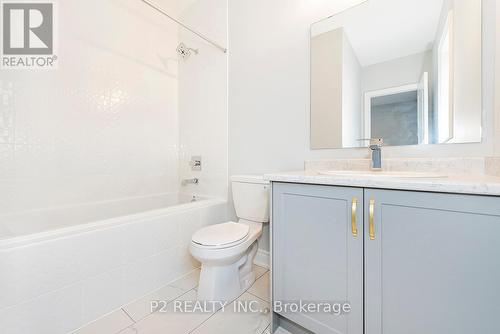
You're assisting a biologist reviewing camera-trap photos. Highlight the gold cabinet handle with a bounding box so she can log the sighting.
[369,199,375,240]
[351,198,358,237]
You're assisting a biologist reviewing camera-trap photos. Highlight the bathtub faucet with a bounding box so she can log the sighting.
[182,178,199,186]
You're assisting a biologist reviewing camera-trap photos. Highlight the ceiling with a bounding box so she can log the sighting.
[312,0,445,67]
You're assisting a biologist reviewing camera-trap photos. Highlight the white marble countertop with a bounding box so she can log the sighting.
[264,170,500,196]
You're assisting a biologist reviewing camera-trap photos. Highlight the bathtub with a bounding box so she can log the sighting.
[0,193,227,334]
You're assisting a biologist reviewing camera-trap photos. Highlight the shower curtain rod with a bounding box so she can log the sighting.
[139,0,228,54]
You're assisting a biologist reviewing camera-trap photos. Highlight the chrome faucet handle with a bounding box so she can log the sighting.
[189,156,202,171]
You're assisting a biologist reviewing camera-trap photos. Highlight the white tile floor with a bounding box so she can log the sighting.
[72,265,270,334]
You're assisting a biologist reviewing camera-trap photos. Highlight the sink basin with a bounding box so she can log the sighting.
[319,170,448,179]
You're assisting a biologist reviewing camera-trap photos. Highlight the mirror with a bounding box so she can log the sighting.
[310,0,482,149]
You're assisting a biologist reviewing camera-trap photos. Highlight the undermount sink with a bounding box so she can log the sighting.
[318,170,448,179]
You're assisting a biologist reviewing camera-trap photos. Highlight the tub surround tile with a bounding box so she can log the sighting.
[0,0,186,211]
[0,144,15,179]
[71,309,133,334]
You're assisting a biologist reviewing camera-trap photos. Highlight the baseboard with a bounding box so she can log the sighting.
[254,249,270,269]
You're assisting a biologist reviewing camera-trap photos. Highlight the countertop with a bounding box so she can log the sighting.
[264,170,500,196]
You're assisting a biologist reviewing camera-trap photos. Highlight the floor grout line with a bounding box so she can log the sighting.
[187,287,249,334]
[121,307,136,323]
[120,286,198,333]
[187,306,220,334]
[245,290,270,304]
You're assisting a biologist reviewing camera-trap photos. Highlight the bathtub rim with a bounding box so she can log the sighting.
[0,197,226,250]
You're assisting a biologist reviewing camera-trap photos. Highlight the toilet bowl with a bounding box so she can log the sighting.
[189,175,269,301]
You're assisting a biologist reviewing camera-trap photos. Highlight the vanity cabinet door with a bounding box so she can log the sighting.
[273,183,363,334]
[364,189,500,334]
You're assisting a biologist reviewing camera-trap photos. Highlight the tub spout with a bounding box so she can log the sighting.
[182,178,199,186]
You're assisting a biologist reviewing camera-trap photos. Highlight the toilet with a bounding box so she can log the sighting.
[189,175,269,301]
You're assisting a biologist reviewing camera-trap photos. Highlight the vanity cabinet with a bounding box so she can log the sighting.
[272,183,500,334]
[273,183,363,334]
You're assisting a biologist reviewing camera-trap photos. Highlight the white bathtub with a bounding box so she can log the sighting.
[0,193,227,334]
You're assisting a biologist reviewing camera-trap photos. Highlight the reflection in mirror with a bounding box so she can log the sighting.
[310,0,482,149]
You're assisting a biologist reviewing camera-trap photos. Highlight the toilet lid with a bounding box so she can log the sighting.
[192,222,250,247]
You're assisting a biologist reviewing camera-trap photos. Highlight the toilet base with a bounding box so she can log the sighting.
[197,241,259,301]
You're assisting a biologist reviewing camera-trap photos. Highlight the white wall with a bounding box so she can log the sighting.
[229,0,496,167]
[178,0,229,200]
[0,0,181,214]
[228,0,497,251]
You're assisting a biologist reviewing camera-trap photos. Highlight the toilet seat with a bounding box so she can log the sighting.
[192,222,250,249]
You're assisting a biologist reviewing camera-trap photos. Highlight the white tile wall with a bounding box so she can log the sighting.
[0,0,229,209]
[0,0,229,332]
[0,0,181,214]
[178,0,229,200]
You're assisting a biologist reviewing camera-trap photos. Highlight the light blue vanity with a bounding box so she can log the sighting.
[269,177,500,334]
[271,0,499,331]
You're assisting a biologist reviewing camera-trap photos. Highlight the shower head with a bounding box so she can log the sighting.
[176,43,198,60]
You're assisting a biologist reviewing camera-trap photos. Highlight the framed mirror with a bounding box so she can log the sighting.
[310,0,482,149]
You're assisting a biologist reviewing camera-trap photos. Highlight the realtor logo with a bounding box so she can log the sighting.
[1,1,57,69]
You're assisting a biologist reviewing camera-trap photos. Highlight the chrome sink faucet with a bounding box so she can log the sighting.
[368,138,383,170]
[358,138,384,170]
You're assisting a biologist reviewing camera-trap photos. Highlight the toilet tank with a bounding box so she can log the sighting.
[231,175,270,223]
